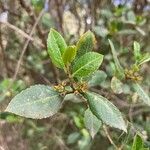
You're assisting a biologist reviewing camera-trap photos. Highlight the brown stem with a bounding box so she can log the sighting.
[65,65,75,91]
[103,125,119,150]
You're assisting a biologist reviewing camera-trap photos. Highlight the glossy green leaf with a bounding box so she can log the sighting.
[88,70,107,87]
[47,28,67,68]
[76,31,96,58]
[111,76,123,94]
[131,134,143,150]
[108,39,125,79]
[72,52,103,78]
[134,83,150,106]
[6,85,63,119]
[84,108,102,138]
[84,92,127,132]
[63,45,77,65]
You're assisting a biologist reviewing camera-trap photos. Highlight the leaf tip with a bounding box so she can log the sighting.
[50,28,56,32]
[5,104,12,113]
[90,132,95,139]
[122,127,127,133]
[119,123,127,133]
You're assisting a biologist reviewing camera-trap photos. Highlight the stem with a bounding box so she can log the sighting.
[103,125,119,150]
[65,65,76,91]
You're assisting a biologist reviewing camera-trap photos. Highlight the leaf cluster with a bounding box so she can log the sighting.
[6,29,150,139]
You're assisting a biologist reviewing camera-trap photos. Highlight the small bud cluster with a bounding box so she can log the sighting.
[125,67,143,82]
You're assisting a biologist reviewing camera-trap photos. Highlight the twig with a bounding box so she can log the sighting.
[0,24,8,77]
[19,0,47,46]
[12,9,45,83]
[103,125,119,150]
[0,21,44,47]
[19,0,60,83]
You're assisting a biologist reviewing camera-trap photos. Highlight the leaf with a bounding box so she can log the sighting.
[84,92,127,132]
[133,41,141,61]
[135,26,146,36]
[6,85,63,119]
[108,39,125,79]
[64,93,82,103]
[47,28,67,68]
[76,30,96,58]
[131,134,144,150]
[111,76,123,94]
[118,29,137,35]
[63,45,77,65]
[72,52,103,78]
[127,11,136,24]
[67,132,80,144]
[138,53,150,66]
[84,108,102,138]
[88,70,107,87]
[134,83,150,106]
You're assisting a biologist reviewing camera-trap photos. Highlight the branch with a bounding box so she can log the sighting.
[10,9,45,87]
[0,21,44,47]
[103,125,120,150]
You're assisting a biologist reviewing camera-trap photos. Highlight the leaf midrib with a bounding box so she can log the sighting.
[72,56,100,77]
[7,94,59,110]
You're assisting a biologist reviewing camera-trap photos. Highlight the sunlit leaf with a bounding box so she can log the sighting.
[63,45,77,65]
[47,28,67,68]
[131,134,143,150]
[72,52,103,78]
[76,30,96,58]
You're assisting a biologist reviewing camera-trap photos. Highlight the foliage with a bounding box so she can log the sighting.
[5,28,150,144]
[7,29,128,133]
[0,0,150,149]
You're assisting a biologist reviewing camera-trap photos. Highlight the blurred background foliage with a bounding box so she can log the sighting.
[0,0,150,149]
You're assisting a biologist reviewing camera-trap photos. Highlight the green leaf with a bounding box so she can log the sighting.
[72,52,103,78]
[138,53,150,66]
[84,92,127,132]
[6,85,63,119]
[63,45,77,65]
[134,83,150,106]
[111,76,123,94]
[76,31,96,58]
[127,11,136,24]
[84,108,102,138]
[108,39,125,79]
[88,70,107,87]
[67,132,80,144]
[47,28,67,68]
[131,134,144,150]
[133,41,141,61]
[31,0,44,10]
